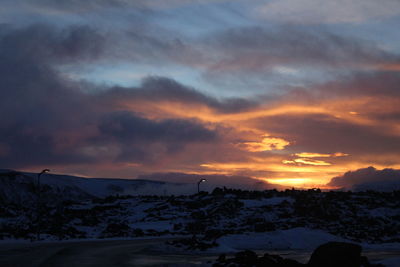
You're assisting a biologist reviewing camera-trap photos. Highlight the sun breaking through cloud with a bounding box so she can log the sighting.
[1,0,400,188]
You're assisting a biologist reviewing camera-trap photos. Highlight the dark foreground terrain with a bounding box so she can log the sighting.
[1,239,399,267]
[1,187,400,243]
[2,171,400,266]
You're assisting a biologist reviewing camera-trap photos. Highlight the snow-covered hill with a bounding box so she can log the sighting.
[0,169,191,204]
[0,169,278,204]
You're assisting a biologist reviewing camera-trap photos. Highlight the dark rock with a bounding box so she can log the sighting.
[216,253,226,262]
[101,222,131,237]
[257,253,282,266]
[173,223,183,231]
[308,242,362,267]
[204,229,226,240]
[213,250,306,267]
[132,228,144,237]
[281,258,305,266]
[234,250,258,265]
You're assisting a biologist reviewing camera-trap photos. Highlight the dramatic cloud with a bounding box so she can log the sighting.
[0,25,102,166]
[1,1,400,189]
[0,24,223,170]
[283,159,331,166]
[0,24,104,64]
[197,26,400,94]
[94,111,217,163]
[237,134,290,152]
[328,167,400,191]
[98,111,216,143]
[103,77,258,114]
[295,152,348,158]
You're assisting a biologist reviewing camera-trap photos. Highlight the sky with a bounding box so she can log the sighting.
[1,0,400,188]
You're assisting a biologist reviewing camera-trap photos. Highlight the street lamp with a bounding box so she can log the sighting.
[197,178,206,193]
[37,169,50,241]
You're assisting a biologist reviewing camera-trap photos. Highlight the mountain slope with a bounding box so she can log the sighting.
[0,169,188,204]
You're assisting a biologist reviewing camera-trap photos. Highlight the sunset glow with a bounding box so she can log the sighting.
[238,135,290,152]
[265,178,313,186]
[1,0,400,190]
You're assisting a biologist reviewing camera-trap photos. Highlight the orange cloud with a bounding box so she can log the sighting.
[295,152,349,158]
[238,134,290,152]
[96,89,400,189]
[283,158,331,166]
[293,158,331,166]
[114,89,400,187]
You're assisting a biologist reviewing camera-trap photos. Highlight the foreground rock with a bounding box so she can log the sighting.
[308,242,384,267]
[213,242,386,267]
[213,250,305,267]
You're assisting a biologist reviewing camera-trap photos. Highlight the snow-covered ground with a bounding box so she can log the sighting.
[376,257,400,267]
[2,171,400,265]
[214,228,400,265]
[1,231,399,266]
[2,188,400,243]
[217,227,348,251]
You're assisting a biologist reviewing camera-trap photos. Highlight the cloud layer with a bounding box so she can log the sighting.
[258,0,400,24]
[1,2,400,188]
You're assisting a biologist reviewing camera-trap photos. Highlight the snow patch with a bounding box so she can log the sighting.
[242,197,292,208]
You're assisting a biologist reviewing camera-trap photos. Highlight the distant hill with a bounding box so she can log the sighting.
[0,169,277,204]
[0,169,188,204]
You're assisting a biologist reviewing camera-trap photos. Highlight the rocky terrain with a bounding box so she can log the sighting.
[1,185,400,245]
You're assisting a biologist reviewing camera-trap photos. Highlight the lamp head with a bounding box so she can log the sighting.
[200,178,206,183]
[40,169,50,174]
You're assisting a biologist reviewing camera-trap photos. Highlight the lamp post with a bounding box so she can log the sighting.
[37,169,50,241]
[197,178,206,194]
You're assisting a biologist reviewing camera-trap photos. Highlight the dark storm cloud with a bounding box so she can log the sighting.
[91,111,218,164]
[0,24,105,129]
[98,111,216,143]
[104,77,257,113]
[0,24,226,168]
[328,166,400,191]
[0,24,105,167]
[2,18,400,183]
[0,24,104,63]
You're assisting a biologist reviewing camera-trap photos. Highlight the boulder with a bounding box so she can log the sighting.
[213,251,306,267]
[234,250,258,265]
[308,242,362,267]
